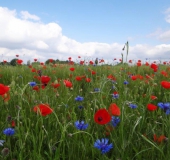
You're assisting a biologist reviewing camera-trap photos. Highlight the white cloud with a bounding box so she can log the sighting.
[0,6,169,64]
[20,11,40,21]
[165,7,170,23]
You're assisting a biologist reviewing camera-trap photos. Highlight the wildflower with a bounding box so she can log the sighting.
[63,80,73,88]
[108,103,121,116]
[147,104,157,111]
[3,128,15,136]
[0,140,5,146]
[51,83,60,88]
[131,75,137,80]
[33,104,53,116]
[94,109,111,125]
[28,82,37,87]
[85,78,91,82]
[129,103,137,109]
[74,121,88,130]
[157,102,170,114]
[78,105,83,109]
[124,80,129,85]
[69,67,75,71]
[150,95,157,100]
[0,84,10,95]
[161,81,170,89]
[110,116,120,127]
[153,134,167,143]
[39,76,51,84]
[17,59,23,65]
[75,96,84,102]
[75,76,82,81]
[112,92,119,99]
[94,138,113,154]
[94,88,100,92]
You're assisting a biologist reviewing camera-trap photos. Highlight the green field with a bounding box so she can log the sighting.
[0,61,170,160]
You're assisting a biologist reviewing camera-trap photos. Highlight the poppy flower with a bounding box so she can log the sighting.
[150,95,157,100]
[33,104,53,116]
[16,54,19,57]
[51,83,60,88]
[31,68,36,72]
[63,80,72,88]
[153,134,166,143]
[49,59,54,63]
[150,63,158,72]
[17,59,23,65]
[131,75,137,81]
[33,86,39,91]
[69,67,75,71]
[161,81,170,89]
[3,60,7,63]
[39,76,51,84]
[34,59,37,62]
[85,78,91,82]
[0,84,10,95]
[80,61,84,65]
[129,60,132,63]
[145,62,149,66]
[11,120,15,127]
[108,103,121,116]
[94,109,111,125]
[137,62,141,66]
[75,76,82,81]
[147,104,157,111]
[78,56,81,58]
[1,92,10,102]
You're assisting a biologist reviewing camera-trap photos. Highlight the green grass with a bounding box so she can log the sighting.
[0,62,170,160]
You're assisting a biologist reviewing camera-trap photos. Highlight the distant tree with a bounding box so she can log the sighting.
[10,58,18,66]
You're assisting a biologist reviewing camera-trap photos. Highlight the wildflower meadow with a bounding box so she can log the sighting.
[0,55,170,160]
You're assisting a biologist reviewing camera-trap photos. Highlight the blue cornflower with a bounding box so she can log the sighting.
[78,105,83,109]
[74,121,88,130]
[94,138,113,154]
[111,116,120,127]
[3,128,15,136]
[124,80,129,85]
[129,103,137,109]
[157,102,170,115]
[28,82,37,87]
[75,96,84,102]
[112,93,119,99]
[94,88,100,92]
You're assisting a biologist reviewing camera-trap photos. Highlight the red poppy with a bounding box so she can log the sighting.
[49,59,54,63]
[34,59,37,62]
[145,62,149,66]
[33,104,53,116]
[108,103,121,116]
[16,54,19,57]
[33,86,39,91]
[91,71,96,75]
[68,57,72,61]
[3,60,7,63]
[78,56,81,58]
[17,59,23,65]
[114,58,117,60]
[163,61,166,65]
[31,68,36,72]
[150,95,157,100]
[94,109,111,125]
[161,81,170,89]
[153,134,166,143]
[1,92,10,102]
[51,83,60,88]
[161,71,168,77]
[150,63,158,72]
[40,62,44,65]
[63,80,73,88]
[39,76,51,84]
[107,75,116,81]
[69,67,75,71]
[89,61,94,65]
[75,76,82,81]
[131,75,137,80]
[129,60,132,63]
[11,120,16,127]
[85,78,91,82]
[80,61,84,65]
[0,84,10,95]
[147,104,157,111]
[137,62,141,66]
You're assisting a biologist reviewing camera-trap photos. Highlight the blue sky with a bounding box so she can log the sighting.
[0,0,170,62]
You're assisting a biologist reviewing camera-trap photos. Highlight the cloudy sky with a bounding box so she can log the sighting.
[0,0,170,63]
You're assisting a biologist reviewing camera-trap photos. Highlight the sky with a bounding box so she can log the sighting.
[0,0,170,63]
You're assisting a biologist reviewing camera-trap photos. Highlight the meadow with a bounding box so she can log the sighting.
[0,58,170,160]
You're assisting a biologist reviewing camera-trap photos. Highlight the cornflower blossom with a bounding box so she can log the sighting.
[75,96,84,102]
[111,116,120,127]
[129,103,137,109]
[94,138,113,154]
[157,102,170,115]
[124,80,129,85]
[3,128,15,136]
[112,92,119,99]
[94,88,100,92]
[28,82,37,87]
[74,121,88,130]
